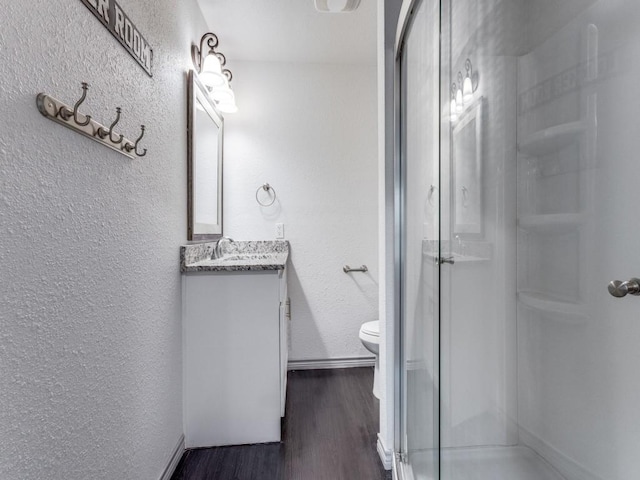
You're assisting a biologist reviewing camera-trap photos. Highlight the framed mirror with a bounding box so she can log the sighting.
[452,97,483,235]
[187,69,223,241]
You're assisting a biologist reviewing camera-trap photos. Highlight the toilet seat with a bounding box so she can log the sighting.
[359,321,380,356]
[360,321,379,337]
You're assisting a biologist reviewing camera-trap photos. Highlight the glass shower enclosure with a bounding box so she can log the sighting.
[396,0,640,479]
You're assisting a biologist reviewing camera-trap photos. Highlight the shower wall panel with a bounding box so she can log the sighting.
[516,1,640,478]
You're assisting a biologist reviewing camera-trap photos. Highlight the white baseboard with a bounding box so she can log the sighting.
[288,356,375,370]
[377,433,393,470]
[519,427,604,480]
[160,434,185,480]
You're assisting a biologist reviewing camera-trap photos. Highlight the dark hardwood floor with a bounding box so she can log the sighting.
[171,367,391,480]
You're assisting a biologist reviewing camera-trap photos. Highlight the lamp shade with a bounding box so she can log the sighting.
[450,98,458,123]
[216,88,238,113]
[210,82,234,103]
[455,88,463,113]
[199,54,226,89]
[463,76,473,102]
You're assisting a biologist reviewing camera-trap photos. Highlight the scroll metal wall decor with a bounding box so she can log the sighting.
[36,83,147,159]
[79,0,153,76]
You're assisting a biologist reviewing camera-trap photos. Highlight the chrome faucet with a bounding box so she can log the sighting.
[214,236,234,258]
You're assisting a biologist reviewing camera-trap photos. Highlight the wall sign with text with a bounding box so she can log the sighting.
[80,0,153,77]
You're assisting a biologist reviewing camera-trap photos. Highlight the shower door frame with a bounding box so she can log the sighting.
[393,0,443,477]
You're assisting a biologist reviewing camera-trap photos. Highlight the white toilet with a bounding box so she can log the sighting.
[359,320,380,399]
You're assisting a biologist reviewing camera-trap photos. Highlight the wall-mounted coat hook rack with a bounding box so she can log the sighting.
[36,83,148,159]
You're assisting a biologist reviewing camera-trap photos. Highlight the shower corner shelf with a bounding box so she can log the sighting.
[518,213,586,232]
[518,120,588,157]
[517,291,588,320]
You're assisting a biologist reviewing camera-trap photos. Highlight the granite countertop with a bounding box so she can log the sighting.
[180,240,289,273]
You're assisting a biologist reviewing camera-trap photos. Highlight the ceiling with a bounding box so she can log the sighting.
[196,0,377,65]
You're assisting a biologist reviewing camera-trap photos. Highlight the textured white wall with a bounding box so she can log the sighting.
[0,1,206,478]
[222,61,379,361]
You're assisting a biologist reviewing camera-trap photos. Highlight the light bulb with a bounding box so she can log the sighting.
[456,88,463,113]
[463,76,473,103]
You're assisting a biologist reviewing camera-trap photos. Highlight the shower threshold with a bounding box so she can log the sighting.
[406,445,566,480]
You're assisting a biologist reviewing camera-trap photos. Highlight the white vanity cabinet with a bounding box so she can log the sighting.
[182,268,288,448]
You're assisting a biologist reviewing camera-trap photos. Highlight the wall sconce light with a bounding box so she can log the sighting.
[450,58,476,123]
[192,32,238,114]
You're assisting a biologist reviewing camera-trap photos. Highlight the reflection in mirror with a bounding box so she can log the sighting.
[453,97,483,235]
[188,70,223,240]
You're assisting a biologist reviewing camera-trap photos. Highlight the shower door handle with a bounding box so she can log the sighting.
[438,256,455,265]
[608,278,640,298]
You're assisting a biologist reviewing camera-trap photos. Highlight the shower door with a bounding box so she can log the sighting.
[397,0,441,478]
[438,0,640,478]
[512,1,640,478]
[398,0,640,479]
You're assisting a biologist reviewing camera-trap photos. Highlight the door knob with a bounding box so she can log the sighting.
[608,278,640,297]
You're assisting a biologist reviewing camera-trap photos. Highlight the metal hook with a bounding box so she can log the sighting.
[134,125,147,157]
[73,82,92,126]
[108,107,123,144]
[122,125,146,157]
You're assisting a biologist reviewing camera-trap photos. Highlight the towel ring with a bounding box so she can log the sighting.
[256,183,277,207]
